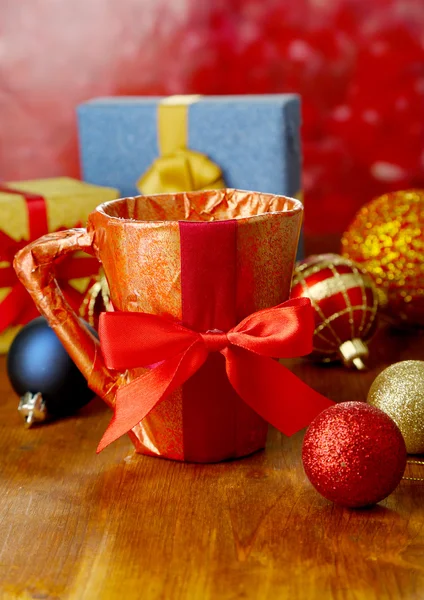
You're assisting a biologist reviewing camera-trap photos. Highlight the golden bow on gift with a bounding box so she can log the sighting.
[138,148,224,194]
[137,95,225,195]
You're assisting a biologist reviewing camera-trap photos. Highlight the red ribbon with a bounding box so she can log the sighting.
[97,297,334,452]
[0,184,99,333]
[0,185,49,332]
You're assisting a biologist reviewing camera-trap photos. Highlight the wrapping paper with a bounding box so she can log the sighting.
[0,177,119,352]
[14,189,303,462]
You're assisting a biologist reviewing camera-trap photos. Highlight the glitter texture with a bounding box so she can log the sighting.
[341,189,424,326]
[291,253,378,365]
[302,402,407,507]
[367,360,424,455]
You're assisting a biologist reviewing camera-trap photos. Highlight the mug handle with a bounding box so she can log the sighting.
[14,228,118,407]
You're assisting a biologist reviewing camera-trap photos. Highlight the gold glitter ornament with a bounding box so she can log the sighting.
[367,360,424,454]
[341,189,424,326]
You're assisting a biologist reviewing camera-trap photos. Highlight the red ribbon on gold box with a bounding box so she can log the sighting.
[0,177,119,352]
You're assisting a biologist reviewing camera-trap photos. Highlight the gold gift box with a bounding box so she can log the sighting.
[0,177,119,353]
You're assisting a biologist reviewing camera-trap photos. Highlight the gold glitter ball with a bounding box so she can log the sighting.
[341,189,424,326]
[367,360,424,454]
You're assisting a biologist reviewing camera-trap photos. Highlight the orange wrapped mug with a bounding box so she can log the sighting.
[14,189,329,462]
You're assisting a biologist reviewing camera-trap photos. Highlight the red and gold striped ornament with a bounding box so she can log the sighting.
[291,253,379,369]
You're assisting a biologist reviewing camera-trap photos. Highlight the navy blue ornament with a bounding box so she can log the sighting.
[7,317,96,426]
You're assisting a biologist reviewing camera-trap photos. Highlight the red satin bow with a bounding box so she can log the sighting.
[97,297,334,452]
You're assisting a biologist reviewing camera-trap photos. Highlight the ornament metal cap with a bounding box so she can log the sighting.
[18,392,48,428]
[339,338,369,370]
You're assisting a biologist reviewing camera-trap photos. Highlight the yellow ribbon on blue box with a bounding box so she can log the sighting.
[137,95,225,194]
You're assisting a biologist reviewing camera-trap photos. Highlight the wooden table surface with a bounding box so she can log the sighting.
[1,237,424,600]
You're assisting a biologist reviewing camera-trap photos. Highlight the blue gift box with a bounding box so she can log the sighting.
[77,94,303,255]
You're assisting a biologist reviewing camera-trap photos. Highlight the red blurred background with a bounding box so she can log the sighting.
[1,0,423,234]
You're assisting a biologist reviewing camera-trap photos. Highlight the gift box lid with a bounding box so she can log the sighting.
[0,177,119,241]
[77,94,301,200]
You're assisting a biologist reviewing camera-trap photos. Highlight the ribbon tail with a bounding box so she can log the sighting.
[57,256,101,279]
[225,347,335,436]
[0,284,32,333]
[0,265,17,288]
[97,340,207,453]
[60,282,85,313]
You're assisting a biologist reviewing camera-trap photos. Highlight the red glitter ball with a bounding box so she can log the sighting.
[302,402,406,507]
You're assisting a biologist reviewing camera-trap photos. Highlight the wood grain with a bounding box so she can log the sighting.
[1,236,424,600]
